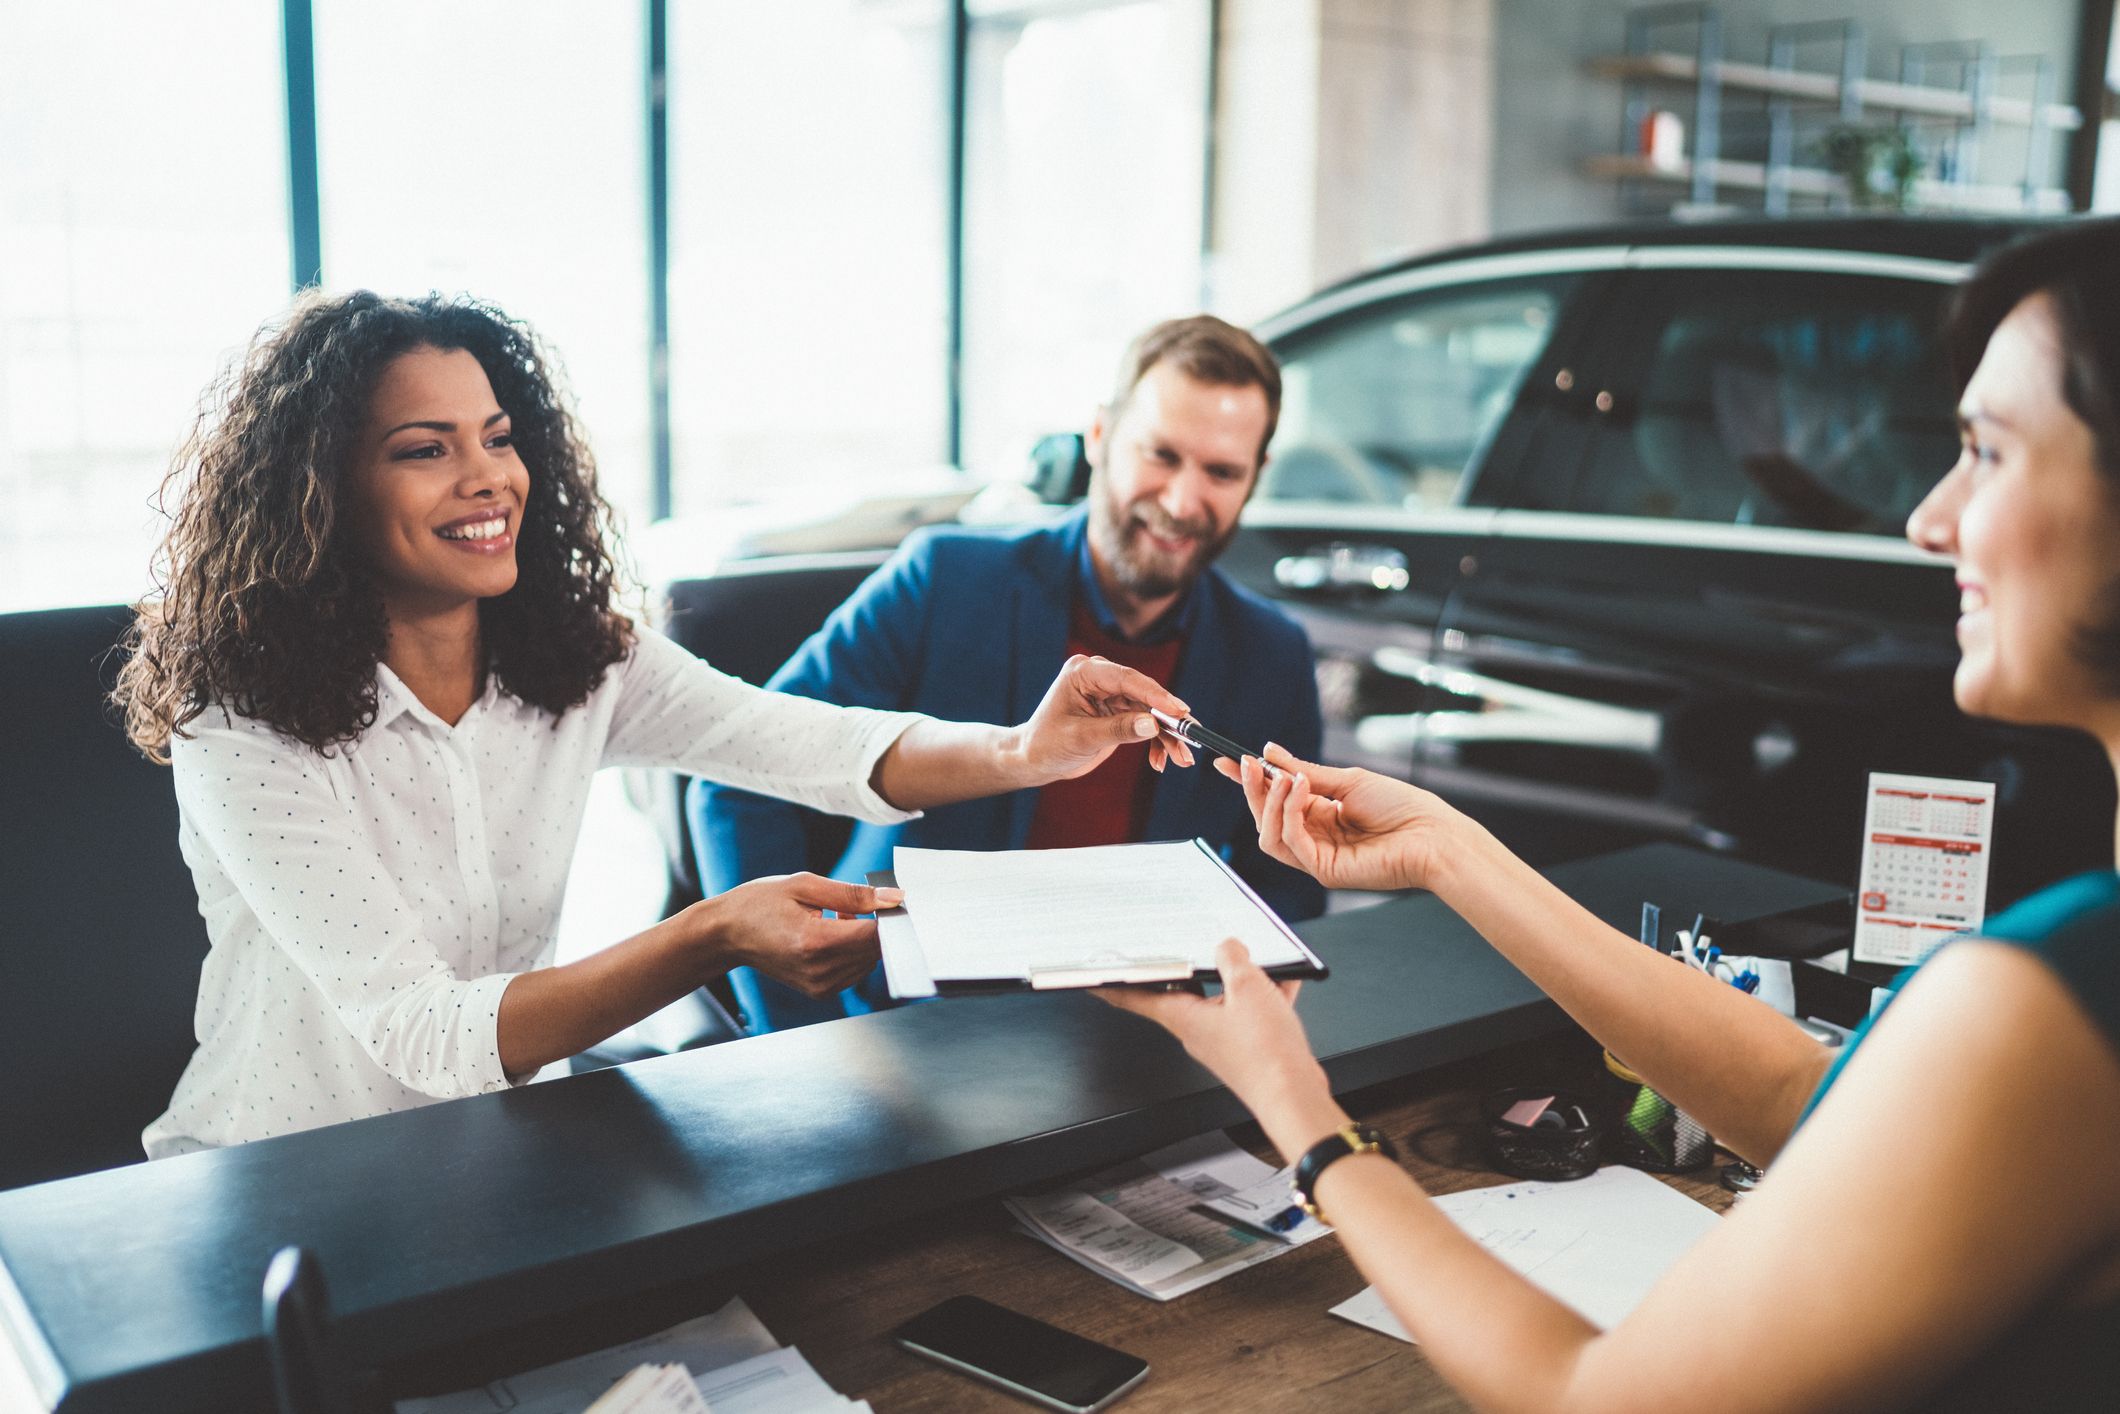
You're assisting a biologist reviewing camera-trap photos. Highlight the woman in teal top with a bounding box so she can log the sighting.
[1107,218,2120,1412]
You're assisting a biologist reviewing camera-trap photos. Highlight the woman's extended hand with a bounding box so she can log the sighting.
[1097,939,1347,1160]
[1220,745,1460,894]
[697,872,898,999]
[1017,653,1196,782]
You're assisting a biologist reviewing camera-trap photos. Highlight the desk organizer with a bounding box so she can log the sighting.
[1481,1086,1604,1181]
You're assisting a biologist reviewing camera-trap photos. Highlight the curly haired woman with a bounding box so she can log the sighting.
[117,290,1191,1156]
[1105,219,2120,1410]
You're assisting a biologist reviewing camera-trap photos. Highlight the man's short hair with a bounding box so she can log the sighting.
[1107,315,1282,464]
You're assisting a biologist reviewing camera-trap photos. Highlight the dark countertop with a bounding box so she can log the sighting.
[0,843,1842,1413]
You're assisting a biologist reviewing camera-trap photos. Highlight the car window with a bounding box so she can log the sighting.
[1263,276,1578,510]
[1552,270,1959,534]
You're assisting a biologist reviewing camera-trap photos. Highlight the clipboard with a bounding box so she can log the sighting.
[869,838,1329,998]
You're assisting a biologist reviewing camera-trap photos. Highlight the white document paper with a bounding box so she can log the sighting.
[392,1298,781,1414]
[694,1347,868,1414]
[890,841,1307,986]
[1005,1132,1331,1301]
[877,903,935,999]
[1330,1167,1721,1341]
[583,1363,712,1414]
[1854,772,1995,967]
[1195,1169,1324,1243]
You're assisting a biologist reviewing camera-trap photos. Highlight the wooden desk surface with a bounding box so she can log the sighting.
[736,1032,1735,1413]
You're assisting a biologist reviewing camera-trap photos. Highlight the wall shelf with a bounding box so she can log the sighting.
[1587,52,2082,132]
[1588,5,2081,217]
[1584,152,2072,214]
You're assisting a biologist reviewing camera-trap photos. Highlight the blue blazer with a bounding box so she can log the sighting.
[689,507,1326,1027]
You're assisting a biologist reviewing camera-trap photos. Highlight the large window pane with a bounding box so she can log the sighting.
[0,2,288,613]
[315,1,652,528]
[1268,278,1576,510]
[667,0,951,515]
[961,0,1210,480]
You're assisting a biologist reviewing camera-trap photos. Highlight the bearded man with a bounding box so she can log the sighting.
[691,315,1325,1032]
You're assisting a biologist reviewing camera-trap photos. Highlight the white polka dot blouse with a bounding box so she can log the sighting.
[143,628,921,1158]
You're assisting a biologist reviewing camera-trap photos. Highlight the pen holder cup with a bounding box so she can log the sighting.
[1480,1086,1603,1182]
[1602,1063,1714,1173]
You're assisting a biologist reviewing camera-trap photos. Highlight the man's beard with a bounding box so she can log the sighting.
[1089,486,1232,603]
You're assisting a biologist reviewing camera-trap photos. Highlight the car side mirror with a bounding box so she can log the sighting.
[1029,432,1092,504]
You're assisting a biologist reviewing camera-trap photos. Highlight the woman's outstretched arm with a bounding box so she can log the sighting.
[869,652,1195,810]
[1231,748,1829,1162]
[1105,939,2120,1413]
[494,871,897,1076]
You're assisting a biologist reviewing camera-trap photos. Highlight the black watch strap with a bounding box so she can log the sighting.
[1292,1123,1398,1220]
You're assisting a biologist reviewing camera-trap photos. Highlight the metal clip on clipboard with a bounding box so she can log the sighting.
[1025,955,1196,990]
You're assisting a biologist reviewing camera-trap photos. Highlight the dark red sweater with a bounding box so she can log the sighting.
[1023,598,1184,850]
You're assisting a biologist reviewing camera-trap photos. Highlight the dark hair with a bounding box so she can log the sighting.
[115,290,634,761]
[1107,314,1283,463]
[1945,219,2120,692]
[1946,219,2120,474]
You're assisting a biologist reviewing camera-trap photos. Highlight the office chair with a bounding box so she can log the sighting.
[0,605,213,1188]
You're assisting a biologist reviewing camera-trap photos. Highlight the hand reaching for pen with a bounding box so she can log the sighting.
[1018,653,1196,781]
[1217,745,1463,894]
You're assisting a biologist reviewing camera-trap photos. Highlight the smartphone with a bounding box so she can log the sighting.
[891,1295,1149,1412]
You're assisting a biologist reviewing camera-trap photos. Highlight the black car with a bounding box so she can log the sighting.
[660,216,2112,912]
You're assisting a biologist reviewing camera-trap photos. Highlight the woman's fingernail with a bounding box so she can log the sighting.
[876,888,904,906]
[1135,715,1157,737]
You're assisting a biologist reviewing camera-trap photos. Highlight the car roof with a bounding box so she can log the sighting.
[1299,213,2063,306]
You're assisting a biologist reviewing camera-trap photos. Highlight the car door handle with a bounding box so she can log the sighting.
[1273,544,1411,594]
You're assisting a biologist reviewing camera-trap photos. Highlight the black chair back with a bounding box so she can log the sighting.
[649,554,885,909]
[0,605,210,1189]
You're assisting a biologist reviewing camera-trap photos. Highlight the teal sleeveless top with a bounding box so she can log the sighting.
[1799,870,2120,1411]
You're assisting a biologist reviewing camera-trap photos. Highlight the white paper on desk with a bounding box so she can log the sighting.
[392,1297,780,1414]
[1195,1170,1321,1243]
[890,841,1306,983]
[583,1363,711,1414]
[1009,1190,1205,1286]
[1151,1131,1329,1244]
[694,1347,864,1414]
[1006,1133,1330,1300]
[1330,1167,1721,1342]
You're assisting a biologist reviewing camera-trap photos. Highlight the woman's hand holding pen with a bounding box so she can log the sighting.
[1220,745,1462,895]
[1014,653,1196,782]
[1098,939,1350,1162]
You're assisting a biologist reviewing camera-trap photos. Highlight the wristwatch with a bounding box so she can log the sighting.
[1292,1123,1399,1221]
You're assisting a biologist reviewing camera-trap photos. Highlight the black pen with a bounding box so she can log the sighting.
[1148,708,1288,779]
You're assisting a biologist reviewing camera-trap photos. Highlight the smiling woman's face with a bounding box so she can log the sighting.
[348,345,528,618]
[1907,293,2120,731]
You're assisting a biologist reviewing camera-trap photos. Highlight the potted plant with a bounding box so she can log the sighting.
[1815,124,1923,211]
